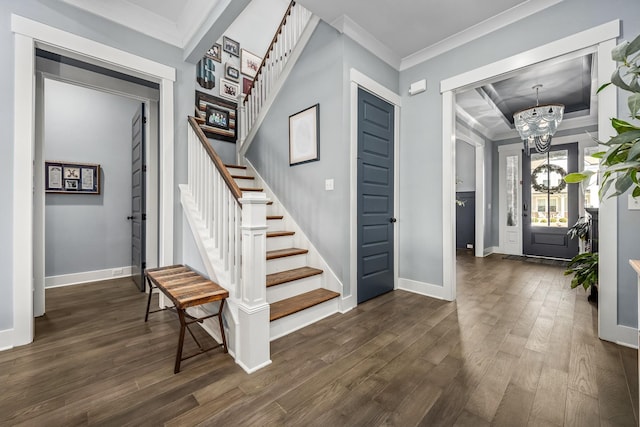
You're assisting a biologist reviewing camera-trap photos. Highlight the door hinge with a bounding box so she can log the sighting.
[142,262,147,269]
[142,165,147,172]
[142,116,147,124]
[142,213,147,221]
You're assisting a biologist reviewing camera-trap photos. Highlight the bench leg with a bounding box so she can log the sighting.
[175,309,187,374]
[144,275,154,322]
[218,299,228,354]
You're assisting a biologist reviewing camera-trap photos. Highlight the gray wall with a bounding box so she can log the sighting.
[43,79,139,279]
[455,140,475,192]
[0,0,195,331]
[247,22,399,294]
[399,0,640,323]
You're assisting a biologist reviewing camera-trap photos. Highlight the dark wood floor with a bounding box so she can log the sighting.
[0,253,637,426]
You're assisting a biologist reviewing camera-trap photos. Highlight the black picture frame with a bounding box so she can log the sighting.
[195,90,237,143]
[45,161,101,194]
[206,43,222,62]
[206,105,230,130]
[222,36,240,57]
[225,63,240,81]
[289,104,320,166]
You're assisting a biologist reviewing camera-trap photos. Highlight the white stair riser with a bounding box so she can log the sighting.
[266,254,307,274]
[233,177,256,187]
[226,167,248,176]
[267,218,285,232]
[270,297,339,340]
[267,275,323,303]
[266,235,295,252]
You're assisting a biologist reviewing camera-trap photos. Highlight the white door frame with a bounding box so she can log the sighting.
[497,145,523,256]
[455,128,485,258]
[441,20,633,345]
[11,15,176,347]
[345,69,402,311]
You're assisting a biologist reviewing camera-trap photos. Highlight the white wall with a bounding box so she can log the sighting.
[44,79,140,280]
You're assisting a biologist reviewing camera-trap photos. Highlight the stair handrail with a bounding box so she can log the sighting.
[188,116,242,203]
[243,0,295,104]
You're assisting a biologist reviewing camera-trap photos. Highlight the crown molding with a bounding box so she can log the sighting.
[400,0,564,71]
[331,15,401,70]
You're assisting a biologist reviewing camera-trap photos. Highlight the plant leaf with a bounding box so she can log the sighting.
[612,40,630,61]
[605,129,640,145]
[613,174,634,196]
[627,139,640,161]
[626,34,640,57]
[629,93,640,119]
[633,186,640,198]
[611,118,639,134]
[602,161,640,173]
[564,172,593,183]
[612,69,634,92]
[596,82,612,94]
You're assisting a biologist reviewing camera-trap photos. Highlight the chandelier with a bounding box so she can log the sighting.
[513,84,564,155]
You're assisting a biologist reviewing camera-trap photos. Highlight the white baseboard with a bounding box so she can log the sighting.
[45,266,134,288]
[484,246,499,256]
[340,294,356,313]
[237,359,272,374]
[0,329,13,351]
[398,278,448,300]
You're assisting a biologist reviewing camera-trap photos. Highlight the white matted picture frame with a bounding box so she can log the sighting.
[240,49,261,79]
[289,104,320,166]
[219,78,240,101]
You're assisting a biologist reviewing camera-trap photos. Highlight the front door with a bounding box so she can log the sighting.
[357,88,395,304]
[522,143,578,259]
[130,103,146,291]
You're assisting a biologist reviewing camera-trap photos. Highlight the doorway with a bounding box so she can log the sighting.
[12,15,175,347]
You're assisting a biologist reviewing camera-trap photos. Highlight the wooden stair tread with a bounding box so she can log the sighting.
[267,215,284,220]
[267,231,295,238]
[225,164,246,169]
[231,174,254,180]
[267,267,323,288]
[239,187,263,192]
[270,288,339,321]
[267,248,308,260]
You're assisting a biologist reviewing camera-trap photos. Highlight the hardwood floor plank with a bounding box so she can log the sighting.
[529,366,568,426]
[564,388,600,427]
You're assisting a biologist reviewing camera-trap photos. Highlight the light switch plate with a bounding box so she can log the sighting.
[629,195,640,210]
[325,179,334,191]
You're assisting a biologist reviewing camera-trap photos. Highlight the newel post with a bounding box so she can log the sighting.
[237,192,271,372]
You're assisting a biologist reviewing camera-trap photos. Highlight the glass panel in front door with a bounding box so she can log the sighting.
[529,149,569,228]
[506,155,518,227]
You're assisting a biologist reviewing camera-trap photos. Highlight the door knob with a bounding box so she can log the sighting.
[389,217,397,223]
[127,215,135,220]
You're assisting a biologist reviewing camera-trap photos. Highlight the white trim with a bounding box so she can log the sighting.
[11,15,175,347]
[440,20,619,92]
[0,329,13,351]
[401,0,563,71]
[456,127,486,257]
[440,22,620,340]
[331,15,401,70]
[45,266,134,288]
[398,278,448,300]
[596,38,623,345]
[456,105,492,141]
[442,90,456,301]
[349,69,401,308]
[497,146,523,256]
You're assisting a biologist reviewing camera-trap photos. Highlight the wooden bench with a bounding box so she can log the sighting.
[144,265,229,373]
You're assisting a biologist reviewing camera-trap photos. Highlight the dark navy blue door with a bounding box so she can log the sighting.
[130,103,146,291]
[357,88,395,304]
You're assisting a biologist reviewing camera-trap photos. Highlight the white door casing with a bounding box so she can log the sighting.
[498,145,523,256]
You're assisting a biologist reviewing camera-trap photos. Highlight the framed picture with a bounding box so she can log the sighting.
[206,105,230,130]
[289,104,320,166]
[196,57,215,90]
[225,63,240,81]
[241,49,261,78]
[195,90,237,142]
[206,43,221,62]
[46,161,100,194]
[222,36,239,57]
[219,78,240,101]
[242,77,253,96]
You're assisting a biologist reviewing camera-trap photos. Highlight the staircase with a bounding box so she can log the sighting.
[225,164,340,339]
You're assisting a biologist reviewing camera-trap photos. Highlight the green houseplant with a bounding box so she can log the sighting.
[563,33,640,293]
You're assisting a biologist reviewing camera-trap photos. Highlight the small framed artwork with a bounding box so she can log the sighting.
[46,161,100,194]
[242,77,253,96]
[225,63,240,81]
[241,49,261,78]
[206,43,222,62]
[219,78,240,101]
[289,104,320,166]
[206,105,230,130]
[223,36,240,57]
